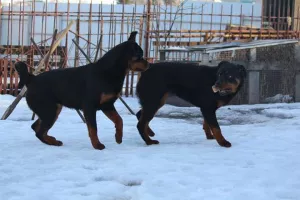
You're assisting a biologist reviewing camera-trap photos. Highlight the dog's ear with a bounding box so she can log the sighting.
[238,64,247,78]
[218,61,230,67]
[128,31,138,42]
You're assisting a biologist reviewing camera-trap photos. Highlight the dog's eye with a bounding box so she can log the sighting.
[228,76,236,83]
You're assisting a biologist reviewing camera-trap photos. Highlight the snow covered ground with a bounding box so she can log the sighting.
[0,94,299,200]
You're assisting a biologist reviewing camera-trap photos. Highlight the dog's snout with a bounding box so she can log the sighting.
[214,80,222,87]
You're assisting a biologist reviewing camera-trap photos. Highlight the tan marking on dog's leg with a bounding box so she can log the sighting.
[203,119,214,139]
[103,110,123,144]
[100,93,117,104]
[42,104,63,145]
[210,127,231,148]
[86,124,105,150]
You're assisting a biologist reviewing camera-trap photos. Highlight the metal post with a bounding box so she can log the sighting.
[144,0,151,59]
[248,71,260,104]
[159,50,166,61]
[202,53,210,64]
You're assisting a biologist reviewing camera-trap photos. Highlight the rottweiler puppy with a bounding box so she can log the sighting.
[136,61,246,148]
[15,31,149,150]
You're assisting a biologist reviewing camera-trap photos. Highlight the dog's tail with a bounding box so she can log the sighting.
[15,61,34,87]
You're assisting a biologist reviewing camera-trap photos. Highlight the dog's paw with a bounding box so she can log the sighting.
[146,140,159,145]
[54,140,63,146]
[93,143,106,150]
[115,133,122,144]
[218,140,231,148]
[39,135,63,146]
[47,136,63,146]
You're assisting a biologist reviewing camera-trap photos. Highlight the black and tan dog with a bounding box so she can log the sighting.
[15,31,149,150]
[136,61,246,148]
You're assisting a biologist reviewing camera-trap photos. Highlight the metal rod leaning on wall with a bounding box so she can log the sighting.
[30,37,86,123]
[71,39,136,115]
[94,35,103,62]
[1,20,77,120]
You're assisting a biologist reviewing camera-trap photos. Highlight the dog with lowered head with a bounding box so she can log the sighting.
[136,61,246,148]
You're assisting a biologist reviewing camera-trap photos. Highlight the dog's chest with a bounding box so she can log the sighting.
[95,92,119,109]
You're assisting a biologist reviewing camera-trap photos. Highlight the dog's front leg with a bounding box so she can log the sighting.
[83,104,105,150]
[200,108,231,148]
[201,101,226,140]
[202,119,214,140]
[102,103,123,144]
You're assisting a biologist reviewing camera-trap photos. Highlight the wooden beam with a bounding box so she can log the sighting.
[34,20,75,75]
[1,20,75,120]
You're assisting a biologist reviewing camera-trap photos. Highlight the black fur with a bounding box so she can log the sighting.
[15,31,149,150]
[136,61,246,148]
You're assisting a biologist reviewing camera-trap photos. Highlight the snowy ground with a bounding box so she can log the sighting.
[0,94,300,200]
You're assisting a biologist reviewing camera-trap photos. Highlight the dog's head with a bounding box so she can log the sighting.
[123,31,149,72]
[98,31,149,73]
[213,61,246,96]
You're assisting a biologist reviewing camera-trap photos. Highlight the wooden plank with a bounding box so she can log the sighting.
[1,86,27,120]
[149,29,298,34]
[1,20,75,120]
[150,32,297,39]
[34,20,75,75]
[224,34,292,38]
[153,41,221,46]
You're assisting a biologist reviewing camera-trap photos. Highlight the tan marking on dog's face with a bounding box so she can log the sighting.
[215,78,241,95]
[128,59,149,72]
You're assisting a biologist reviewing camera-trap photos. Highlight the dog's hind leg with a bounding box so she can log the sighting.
[137,93,168,145]
[34,104,63,146]
[31,104,62,133]
[83,104,105,150]
[136,109,155,137]
[101,103,123,144]
[137,108,159,145]
[31,119,41,132]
